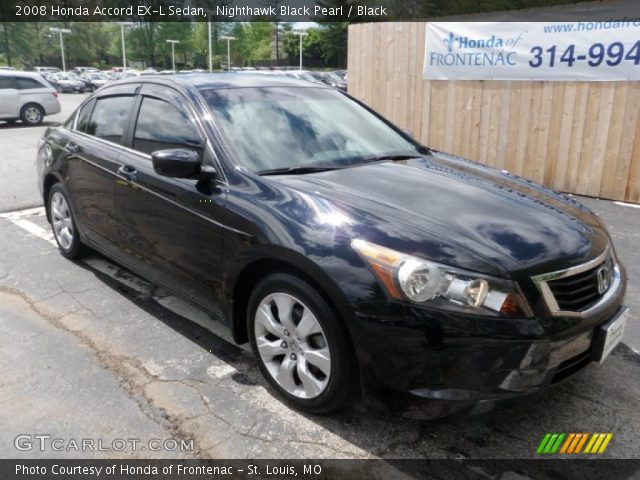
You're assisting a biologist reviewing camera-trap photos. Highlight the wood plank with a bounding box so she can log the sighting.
[565,83,590,193]
[612,83,640,200]
[542,82,573,188]
[495,82,512,170]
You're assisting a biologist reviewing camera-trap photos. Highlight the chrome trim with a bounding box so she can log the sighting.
[531,246,622,318]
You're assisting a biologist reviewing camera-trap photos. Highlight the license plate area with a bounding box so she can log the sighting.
[593,307,629,364]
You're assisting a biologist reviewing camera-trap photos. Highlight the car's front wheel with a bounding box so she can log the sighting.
[48,184,84,258]
[248,273,357,414]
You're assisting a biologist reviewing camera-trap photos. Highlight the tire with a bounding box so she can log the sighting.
[248,273,356,414]
[20,104,44,126]
[48,184,84,259]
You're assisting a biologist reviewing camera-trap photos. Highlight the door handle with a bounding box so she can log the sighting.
[117,165,138,182]
[66,141,79,154]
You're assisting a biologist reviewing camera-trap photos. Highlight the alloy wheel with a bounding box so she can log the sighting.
[50,191,74,250]
[24,107,42,124]
[254,292,331,399]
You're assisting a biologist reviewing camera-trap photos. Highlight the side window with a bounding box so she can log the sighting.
[0,77,15,89]
[133,96,202,156]
[87,96,133,145]
[75,100,95,133]
[15,77,45,89]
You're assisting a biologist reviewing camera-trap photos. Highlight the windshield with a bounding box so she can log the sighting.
[90,73,106,80]
[201,87,418,173]
[56,74,71,80]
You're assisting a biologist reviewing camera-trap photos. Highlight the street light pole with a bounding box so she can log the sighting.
[49,27,71,71]
[291,31,308,71]
[208,22,212,72]
[220,36,236,71]
[166,39,179,71]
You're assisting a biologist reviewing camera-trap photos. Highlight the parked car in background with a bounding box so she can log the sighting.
[79,71,110,92]
[37,74,627,417]
[45,72,86,93]
[282,70,317,82]
[308,71,347,92]
[334,70,347,80]
[0,66,16,71]
[34,67,60,74]
[0,71,60,125]
[71,66,99,75]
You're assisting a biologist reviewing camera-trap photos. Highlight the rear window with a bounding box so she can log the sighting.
[0,77,14,89]
[16,77,45,90]
[86,96,133,145]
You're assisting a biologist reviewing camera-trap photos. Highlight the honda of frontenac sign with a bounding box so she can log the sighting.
[424,21,640,81]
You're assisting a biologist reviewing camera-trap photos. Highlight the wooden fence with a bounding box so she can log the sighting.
[347,22,640,203]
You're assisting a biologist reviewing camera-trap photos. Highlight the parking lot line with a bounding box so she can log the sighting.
[614,201,640,209]
[0,207,55,246]
[0,205,245,374]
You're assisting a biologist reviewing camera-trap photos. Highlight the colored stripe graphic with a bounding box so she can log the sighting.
[538,433,613,454]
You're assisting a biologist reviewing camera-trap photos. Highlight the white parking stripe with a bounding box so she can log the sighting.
[614,201,640,209]
[0,206,245,366]
[0,206,47,220]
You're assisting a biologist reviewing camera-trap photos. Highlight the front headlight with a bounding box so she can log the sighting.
[352,239,531,317]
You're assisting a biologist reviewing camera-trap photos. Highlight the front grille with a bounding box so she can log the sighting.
[547,256,613,312]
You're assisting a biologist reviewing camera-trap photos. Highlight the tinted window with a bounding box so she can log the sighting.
[0,77,14,89]
[75,100,95,133]
[133,97,201,156]
[16,77,45,89]
[87,96,132,144]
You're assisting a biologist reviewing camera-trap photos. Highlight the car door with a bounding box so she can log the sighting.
[114,83,228,317]
[63,84,139,253]
[0,76,19,118]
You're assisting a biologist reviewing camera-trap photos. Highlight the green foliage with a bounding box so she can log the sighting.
[283,23,348,68]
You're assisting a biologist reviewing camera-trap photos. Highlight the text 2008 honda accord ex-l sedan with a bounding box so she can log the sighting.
[37,74,628,417]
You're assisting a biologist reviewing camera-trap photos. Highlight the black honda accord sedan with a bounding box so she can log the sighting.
[37,74,628,416]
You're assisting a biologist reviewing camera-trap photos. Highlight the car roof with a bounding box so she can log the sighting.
[111,72,327,92]
[0,71,46,79]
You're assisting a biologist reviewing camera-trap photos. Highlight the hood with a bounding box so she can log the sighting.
[270,152,609,276]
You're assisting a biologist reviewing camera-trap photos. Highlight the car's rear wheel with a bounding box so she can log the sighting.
[248,273,356,414]
[48,184,84,258]
[20,104,43,125]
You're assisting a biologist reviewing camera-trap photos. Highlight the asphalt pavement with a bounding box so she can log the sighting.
[0,94,639,467]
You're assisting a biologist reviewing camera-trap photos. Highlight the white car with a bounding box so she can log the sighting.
[0,71,61,125]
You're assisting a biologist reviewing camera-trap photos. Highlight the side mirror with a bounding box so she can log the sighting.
[151,149,215,181]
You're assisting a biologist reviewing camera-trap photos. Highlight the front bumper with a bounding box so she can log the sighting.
[348,287,626,417]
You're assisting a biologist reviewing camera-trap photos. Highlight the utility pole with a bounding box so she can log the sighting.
[49,27,71,71]
[117,22,133,72]
[166,39,180,71]
[291,31,308,70]
[208,22,213,72]
[220,36,236,71]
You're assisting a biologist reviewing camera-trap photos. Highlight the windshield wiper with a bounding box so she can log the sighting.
[357,153,424,164]
[257,165,342,176]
